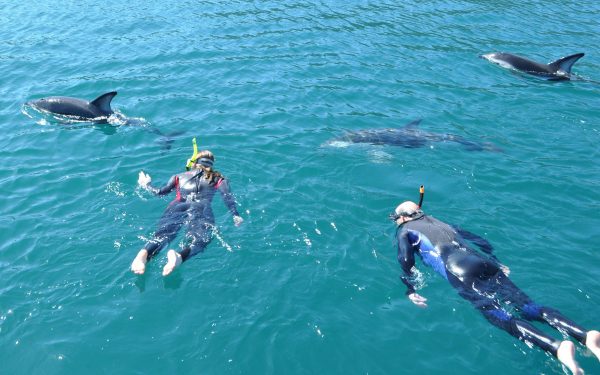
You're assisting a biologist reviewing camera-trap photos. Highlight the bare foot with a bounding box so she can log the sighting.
[162,250,182,276]
[557,340,583,375]
[586,330,600,361]
[131,250,149,274]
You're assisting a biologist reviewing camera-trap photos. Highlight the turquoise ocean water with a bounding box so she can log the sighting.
[1,1,599,374]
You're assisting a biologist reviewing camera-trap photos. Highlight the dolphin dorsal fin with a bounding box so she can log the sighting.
[90,91,117,113]
[548,53,584,74]
[403,119,423,129]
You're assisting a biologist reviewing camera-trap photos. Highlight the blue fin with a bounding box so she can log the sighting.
[548,53,584,74]
[90,91,117,113]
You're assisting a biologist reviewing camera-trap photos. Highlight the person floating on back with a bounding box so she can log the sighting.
[131,139,243,276]
[391,194,599,375]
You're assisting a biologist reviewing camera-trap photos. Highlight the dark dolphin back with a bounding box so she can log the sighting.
[90,91,117,114]
[501,53,550,73]
[31,96,90,116]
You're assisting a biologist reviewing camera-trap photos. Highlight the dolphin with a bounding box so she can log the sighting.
[328,119,501,151]
[481,52,584,80]
[26,91,118,123]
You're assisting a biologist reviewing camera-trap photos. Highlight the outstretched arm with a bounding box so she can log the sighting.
[216,178,243,226]
[397,230,417,294]
[397,230,427,308]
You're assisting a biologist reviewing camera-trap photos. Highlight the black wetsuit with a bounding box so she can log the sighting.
[143,169,239,262]
[396,213,587,355]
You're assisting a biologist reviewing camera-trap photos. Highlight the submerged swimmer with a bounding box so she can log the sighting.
[131,142,243,276]
[392,199,600,375]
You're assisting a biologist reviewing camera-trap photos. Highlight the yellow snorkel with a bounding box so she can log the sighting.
[185,137,199,171]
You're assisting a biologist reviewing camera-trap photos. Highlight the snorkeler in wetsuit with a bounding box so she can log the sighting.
[392,200,600,375]
[130,146,243,276]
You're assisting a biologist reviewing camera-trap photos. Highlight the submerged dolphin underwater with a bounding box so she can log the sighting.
[25,91,118,123]
[481,52,585,80]
[327,119,501,151]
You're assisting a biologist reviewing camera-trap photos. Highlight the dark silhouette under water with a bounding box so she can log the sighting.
[328,119,501,152]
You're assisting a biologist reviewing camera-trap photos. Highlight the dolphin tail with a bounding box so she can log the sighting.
[548,53,584,74]
[454,138,503,152]
[160,130,186,150]
[90,91,118,113]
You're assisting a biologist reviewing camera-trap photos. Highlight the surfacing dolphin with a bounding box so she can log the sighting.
[481,52,584,80]
[328,119,501,152]
[24,91,181,149]
[26,91,118,123]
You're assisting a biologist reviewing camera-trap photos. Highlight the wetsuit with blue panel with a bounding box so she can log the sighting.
[396,213,588,356]
[143,169,239,262]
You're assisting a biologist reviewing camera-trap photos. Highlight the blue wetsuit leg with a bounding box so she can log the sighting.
[143,201,189,259]
[459,287,561,355]
[493,273,587,344]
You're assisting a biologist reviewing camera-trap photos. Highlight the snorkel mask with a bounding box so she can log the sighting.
[389,185,425,222]
[185,137,199,171]
[196,157,214,168]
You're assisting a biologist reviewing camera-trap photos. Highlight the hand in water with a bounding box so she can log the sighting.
[138,171,151,188]
[408,293,428,308]
[233,215,244,227]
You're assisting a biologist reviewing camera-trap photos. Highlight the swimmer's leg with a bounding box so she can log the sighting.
[180,220,213,262]
[495,273,589,345]
[131,202,187,274]
[481,306,560,353]
[459,281,583,375]
[527,304,600,362]
[521,304,587,343]
[525,308,600,361]
[480,306,582,374]
[162,220,213,276]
